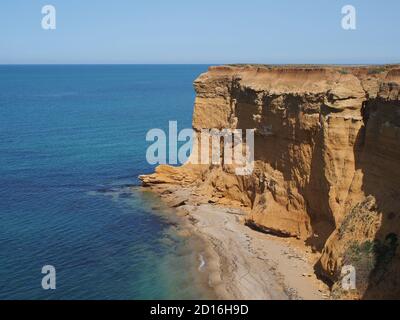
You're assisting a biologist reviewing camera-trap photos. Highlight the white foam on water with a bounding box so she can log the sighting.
[198,253,206,272]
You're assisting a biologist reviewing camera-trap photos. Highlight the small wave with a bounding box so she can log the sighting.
[198,253,206,272]
[34,92,77,98]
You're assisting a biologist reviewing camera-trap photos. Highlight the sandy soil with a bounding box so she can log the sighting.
[143,184,330,300]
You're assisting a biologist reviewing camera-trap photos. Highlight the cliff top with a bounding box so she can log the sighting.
[208,64,400,75]
[195,64,400,98]
[224,63,400,70]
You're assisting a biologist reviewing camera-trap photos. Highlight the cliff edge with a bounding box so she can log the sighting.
[141,64,400,299]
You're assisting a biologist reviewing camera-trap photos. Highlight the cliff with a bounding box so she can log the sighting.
[141,64,400,299]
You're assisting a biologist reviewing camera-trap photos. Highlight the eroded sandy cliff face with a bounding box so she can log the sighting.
[141,65,400,299]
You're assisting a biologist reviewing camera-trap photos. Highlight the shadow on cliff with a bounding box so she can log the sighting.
[354,99,400,299]
[304,110,337,252]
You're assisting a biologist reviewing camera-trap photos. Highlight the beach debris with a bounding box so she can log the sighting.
[171,199,187,207]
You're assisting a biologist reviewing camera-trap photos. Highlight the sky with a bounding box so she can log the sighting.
[0,0,399,64]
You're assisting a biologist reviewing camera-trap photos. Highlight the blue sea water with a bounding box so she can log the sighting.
[0,65,211,299]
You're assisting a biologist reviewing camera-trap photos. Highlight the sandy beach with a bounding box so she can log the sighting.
[143,184,330,300]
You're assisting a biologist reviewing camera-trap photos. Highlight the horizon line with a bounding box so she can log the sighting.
[1,62,399,66]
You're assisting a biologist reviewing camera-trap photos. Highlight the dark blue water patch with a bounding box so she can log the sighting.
[0,65,210,299]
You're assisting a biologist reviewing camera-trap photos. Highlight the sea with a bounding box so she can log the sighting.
[0,64,213,299]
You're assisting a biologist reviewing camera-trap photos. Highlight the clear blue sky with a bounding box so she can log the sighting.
[1,0,399,64]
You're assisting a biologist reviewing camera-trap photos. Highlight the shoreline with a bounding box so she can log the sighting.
[141,184,330,300]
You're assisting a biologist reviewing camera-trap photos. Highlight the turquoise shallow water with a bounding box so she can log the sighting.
[0,65,211,299]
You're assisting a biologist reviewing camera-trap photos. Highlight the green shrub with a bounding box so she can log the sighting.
[342,234,398,292]
[367,67,386,75]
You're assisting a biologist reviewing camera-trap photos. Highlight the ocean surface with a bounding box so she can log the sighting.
[0,65,211,299]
